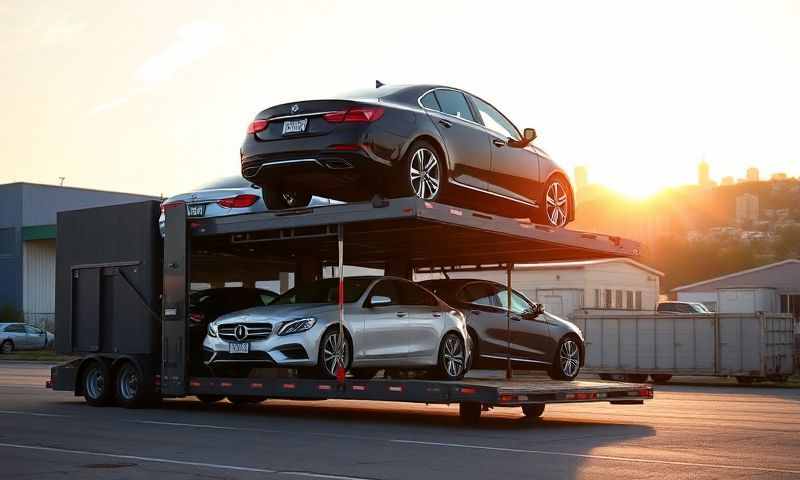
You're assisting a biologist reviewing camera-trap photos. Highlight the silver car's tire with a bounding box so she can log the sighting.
[436,333,466,380]
[317,328,351,379]
[1,340,13,354]
[549,336,581,380]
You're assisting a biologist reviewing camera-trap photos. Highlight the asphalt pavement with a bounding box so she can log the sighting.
[1,362,798,479]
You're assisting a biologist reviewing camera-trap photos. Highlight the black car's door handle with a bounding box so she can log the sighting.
[511,315,522,322]
[492,138,506,147]
[438,119,452,128]
[396,312,408,317]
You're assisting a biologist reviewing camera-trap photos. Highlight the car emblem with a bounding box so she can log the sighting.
[190,193,198,201]
[290,104,299,114]
[234,324,248,341]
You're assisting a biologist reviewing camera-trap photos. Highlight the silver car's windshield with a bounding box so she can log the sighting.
[272,278,374,305]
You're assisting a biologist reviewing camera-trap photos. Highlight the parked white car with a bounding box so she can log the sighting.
[0,323,54,352]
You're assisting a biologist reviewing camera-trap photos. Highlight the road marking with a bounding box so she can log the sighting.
[0,442,375,480]
[391,439,800,475]
[0,409,69,418]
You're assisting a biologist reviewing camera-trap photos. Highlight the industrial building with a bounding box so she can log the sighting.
[673,259,800,316]
[417,258,663,319]
[0,183,158,329]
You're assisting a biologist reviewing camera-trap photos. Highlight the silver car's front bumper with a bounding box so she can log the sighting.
[202,323,326,367]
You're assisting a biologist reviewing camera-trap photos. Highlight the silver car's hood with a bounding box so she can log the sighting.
[213,303,338,325]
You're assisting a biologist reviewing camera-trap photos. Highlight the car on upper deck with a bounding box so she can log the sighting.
[240,84,574,227]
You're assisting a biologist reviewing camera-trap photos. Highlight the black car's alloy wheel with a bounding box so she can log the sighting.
[549,337,581,380]
[538,177,570,227]
[402,141,444,201]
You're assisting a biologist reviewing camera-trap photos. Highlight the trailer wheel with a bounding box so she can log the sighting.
[459,402,482,425]
[350,368,379,380]
[522,404,545,419]
[650,374,672,384]
[196,395,225,404]
[625,374,649,383]
[82,360,114,407]
[736,376,755,385]
[115,361,151,409]
[227,396,267,405]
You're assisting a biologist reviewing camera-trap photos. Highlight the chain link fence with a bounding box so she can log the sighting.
[24,313,55,332]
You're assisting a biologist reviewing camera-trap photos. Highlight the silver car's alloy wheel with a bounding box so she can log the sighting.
[322,331,349,377]
[545,181,569,227]
[85,367,105,400]
[409,148,440,200]
[1,341,12,354]
[559,339,580,378]
[118,365,138,401]
[443,334,465,378]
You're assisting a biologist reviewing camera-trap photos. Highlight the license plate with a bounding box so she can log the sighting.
[282,118,308,135]
[186,204,206,217]
[229,342,249,354]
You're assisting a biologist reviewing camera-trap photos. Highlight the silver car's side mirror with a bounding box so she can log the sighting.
[369,295,392,307]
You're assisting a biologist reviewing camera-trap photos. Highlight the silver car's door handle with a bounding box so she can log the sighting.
[396,312,408,317]
[432,312,442,318]
[438,119,452,128]
[492,138,506,147]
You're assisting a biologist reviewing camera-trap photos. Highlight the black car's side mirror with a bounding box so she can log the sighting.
[509,128,537,148]
[523,303,546,319]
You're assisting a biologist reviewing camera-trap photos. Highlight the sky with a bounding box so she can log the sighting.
[1,0,798,198]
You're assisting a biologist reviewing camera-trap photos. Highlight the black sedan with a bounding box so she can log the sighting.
[419,278,584,380]
[241,84,574,227]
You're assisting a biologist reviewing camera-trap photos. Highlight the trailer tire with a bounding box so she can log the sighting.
[736,376,755,385]
[522,404,545,419]
[196,395,225,404]
[350,368,380,380]
[115,361,152,409]
[227,395,267,405]
[459,402,482,425]
[82,359,114,407]
[625,374,649,383]
[650,374,672,384]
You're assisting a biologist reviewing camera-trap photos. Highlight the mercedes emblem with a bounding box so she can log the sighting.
[290,104,299,114]
[234,324,248,341]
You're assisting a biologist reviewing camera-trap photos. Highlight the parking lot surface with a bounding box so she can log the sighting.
[1,362,799,479]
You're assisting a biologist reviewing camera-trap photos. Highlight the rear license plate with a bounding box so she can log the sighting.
[186,204,206,217]
[282,118,308,135]
[229,342,249,354]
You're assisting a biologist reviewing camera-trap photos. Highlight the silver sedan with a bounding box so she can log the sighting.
[203,276,470,380]
[1,323,54,353]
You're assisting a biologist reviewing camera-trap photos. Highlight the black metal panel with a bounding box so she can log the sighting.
[55,201,162,355]
[161,204,189,395]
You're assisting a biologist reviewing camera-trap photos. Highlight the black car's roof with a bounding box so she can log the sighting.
[342,84,467,105]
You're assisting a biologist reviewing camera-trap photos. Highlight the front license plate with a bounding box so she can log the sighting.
[229,342,249,354]
[282,118,308,135]
[186,204,206,217]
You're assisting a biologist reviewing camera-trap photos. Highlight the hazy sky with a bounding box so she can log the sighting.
[1,0,798,198]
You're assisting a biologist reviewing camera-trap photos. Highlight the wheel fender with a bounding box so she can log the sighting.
[400,135,449,172]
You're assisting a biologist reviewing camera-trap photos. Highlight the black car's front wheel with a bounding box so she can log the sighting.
[548,336,581,380]
[399,141,445,201]
[535,176,571,227]
[263,189,311,210]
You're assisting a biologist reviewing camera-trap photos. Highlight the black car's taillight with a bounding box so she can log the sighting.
[247,119,269,134]
[323,107,384,123]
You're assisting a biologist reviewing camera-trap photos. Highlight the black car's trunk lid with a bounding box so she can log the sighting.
[252,99,377,142]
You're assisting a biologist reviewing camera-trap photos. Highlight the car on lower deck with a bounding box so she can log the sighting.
[1,323,54,353]
[419,278,584,380]
[240,84,574,227]
[203,276,471,380]
[656,301,713,314]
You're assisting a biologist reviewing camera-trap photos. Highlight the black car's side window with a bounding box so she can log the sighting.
[369,280,400,306]
[419,92,441,111]
[433,90,476,122]
[459,283,500,308]
[470,95,520,141]
[496,289,534,315]
[398,282,438,307]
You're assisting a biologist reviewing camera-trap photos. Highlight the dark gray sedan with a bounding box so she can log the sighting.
[419,279,584,380]
[0,323,54,353]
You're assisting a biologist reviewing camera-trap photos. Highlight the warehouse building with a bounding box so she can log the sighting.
[0,183,159,329]
[417,258,663,318]
[673,259,800,316]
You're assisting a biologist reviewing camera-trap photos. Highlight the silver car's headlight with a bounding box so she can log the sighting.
[277,317,317,336]
[207,323,218,338]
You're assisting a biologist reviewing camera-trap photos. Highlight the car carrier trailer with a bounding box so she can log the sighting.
[49,197,652,424]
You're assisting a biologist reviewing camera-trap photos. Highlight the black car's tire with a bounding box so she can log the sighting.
[115,361,153,409]
[534,175,571,228]
[522,404,545,419]
[196,394,225,404]
[350,368,380,380]
[398,140,446,201]
[0,340,13,354]
[548,336,582,381]
[317,328,352,379]
[263,188,312,210]
[436,332,467,380]
[82,360,114,407]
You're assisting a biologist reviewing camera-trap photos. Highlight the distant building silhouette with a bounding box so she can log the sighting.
[771,172,788,181]
[698,161,711,186]
[746,167,760,182]
[735,193,759,223]
[721,176,734,186]
[574,166,588,192]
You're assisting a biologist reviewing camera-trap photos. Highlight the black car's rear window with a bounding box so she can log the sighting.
[272,278,374,305]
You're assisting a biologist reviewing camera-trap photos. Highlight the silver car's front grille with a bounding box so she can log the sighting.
[218,323,273,341]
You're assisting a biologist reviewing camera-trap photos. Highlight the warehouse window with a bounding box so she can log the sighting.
[0,228,15,256]
[594,289,601,307]
[615,290,623,308]
[626,291,634,310]
[635,291,643,310]
[604,289,612,308]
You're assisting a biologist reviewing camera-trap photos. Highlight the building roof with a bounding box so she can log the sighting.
[515,257,664,277]
[672,259,800,292]
[0,181,160,199]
